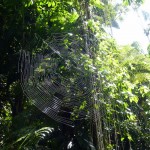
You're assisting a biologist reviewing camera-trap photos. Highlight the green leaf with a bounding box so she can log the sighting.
[127,133,133,141]
[121,137,125,141]
[47,2,51,7]
[90,0,104,9]
[129,95,138,103]
[79,101,87,110]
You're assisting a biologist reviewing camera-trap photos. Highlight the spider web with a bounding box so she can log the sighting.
[19,33,97,127]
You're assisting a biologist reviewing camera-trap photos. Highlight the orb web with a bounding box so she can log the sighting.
[19,33,96,127]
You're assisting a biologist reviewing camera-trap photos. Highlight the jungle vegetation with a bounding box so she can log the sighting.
[0,0,150,149]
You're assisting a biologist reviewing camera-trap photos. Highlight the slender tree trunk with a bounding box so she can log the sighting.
[81,1,105,149]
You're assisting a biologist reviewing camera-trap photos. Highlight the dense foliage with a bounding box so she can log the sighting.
[0,0,149,150]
